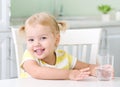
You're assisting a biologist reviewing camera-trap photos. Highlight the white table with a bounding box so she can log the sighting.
[0,77,120,87]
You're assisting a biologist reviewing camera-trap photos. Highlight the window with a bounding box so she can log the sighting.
[0,0,10,29]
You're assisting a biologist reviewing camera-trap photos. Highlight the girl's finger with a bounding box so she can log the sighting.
[80,67,90,72]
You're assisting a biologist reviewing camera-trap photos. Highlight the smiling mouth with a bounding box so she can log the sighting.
[34,49,45,55]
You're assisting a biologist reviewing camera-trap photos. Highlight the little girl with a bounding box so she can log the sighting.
[19,12,112,80]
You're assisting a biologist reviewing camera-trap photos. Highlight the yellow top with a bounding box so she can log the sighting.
[20,49,77,78]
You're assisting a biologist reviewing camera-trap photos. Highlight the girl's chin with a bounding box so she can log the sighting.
[34,54,44,59]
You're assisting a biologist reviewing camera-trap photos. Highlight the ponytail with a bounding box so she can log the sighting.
[58,21,68,31]
[18,25,26,39]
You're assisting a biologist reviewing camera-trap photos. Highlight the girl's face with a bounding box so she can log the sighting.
[25,24,60,60]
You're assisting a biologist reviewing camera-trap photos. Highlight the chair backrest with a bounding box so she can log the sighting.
[59,28,102,64]
[11,28,102,78]
[11,28,26,78]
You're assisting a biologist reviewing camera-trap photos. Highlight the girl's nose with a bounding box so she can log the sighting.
[34,40,40,46]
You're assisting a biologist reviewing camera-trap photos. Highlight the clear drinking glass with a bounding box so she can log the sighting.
[96,55,114,81]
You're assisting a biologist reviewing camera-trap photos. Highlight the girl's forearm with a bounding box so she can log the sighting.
[31,67,70,80]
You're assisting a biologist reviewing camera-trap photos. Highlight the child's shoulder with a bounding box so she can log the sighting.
[56,49,70,57]
[56,49,65,53]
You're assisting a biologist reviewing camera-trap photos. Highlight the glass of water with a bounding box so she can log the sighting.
[96,55,114,81]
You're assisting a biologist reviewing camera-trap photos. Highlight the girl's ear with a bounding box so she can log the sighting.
[55,34,60,47]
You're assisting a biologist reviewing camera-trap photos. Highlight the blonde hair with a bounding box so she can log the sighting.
[19,12,67,36]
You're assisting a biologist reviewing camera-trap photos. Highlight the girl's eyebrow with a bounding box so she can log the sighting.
[27,34,48,38]
[27,36,34,38]
[39,34,48,37]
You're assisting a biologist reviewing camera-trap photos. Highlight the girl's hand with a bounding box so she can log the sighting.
[69,68,90,81]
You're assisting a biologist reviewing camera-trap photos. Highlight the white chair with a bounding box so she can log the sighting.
[11,28,102,78]
[59,28,102,64]
[11,28,26,78]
